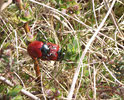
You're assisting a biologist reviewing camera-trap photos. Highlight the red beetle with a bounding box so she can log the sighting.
[27,41,64,61]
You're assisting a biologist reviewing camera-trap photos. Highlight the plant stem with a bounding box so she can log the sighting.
[33,58,41,79]
[14,0,41,85]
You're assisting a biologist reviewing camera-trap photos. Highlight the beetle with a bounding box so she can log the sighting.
[27,41,64,61]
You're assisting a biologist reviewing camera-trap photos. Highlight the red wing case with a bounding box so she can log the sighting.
[27,41,44,59]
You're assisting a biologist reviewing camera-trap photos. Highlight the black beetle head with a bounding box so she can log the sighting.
[57,49,65,60]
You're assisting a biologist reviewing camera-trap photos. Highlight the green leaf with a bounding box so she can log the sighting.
[0,84,5,93]
[12,95,22,100]
[8,85,22,97]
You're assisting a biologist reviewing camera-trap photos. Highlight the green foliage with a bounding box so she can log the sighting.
[111,56,124,79]
[64,37,81,61]
[114,2,124,17]
[8,4,18,12]
[19,7,33,23]
[0,31,6,45]
[0,85,22,100]
[12,95,23,100]
[0,84,6,93]
[52,0,81,14]
[8,0,34,23]
[83,66,89,77]
[7,85,22,97]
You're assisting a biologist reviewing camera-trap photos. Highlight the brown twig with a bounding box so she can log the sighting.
[33,58,41,82]
[24,22,30,34]
[15,0,24,10]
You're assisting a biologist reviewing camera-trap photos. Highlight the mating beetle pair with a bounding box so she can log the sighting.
[27,41,64,61]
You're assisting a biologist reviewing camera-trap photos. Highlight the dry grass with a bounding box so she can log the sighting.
[0,0,124,99]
